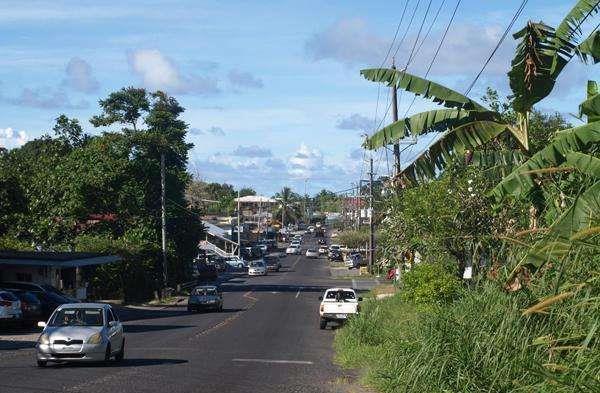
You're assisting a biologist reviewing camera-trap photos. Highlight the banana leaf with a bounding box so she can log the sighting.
[491,121,600,200]
[399,121,509,182]
[579,81,600,122]
[471,149,526,168]
[576,30,600,64]
[553,0,600,56]
[360,68,486,111]
[552,180,600,239]
[565,151,600,177]
[363,109,501,150]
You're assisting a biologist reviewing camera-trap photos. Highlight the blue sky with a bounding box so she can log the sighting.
[0,0,596,195]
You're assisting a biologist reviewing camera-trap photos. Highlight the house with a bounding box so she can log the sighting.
[0,251,120,300]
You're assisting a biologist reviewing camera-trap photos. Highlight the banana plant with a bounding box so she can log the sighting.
[361,0,600,183]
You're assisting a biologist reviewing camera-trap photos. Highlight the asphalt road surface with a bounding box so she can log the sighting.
[0,240,374,393]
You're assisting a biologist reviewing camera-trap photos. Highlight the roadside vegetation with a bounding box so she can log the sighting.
[336,2,600,392]
[0,88,204,301]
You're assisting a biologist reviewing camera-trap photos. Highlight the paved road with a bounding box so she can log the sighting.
[0,242,375,393]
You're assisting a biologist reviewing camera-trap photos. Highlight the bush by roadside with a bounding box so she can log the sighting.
[334,278,600,393]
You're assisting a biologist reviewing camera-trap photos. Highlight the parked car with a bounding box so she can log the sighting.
[224,256,247,269]
[318,245,328,255]
[187,285,223,312]
[9,290,43,325]
[207,255,228,272]
[0,290,22,322]
[36,303,124,366]
[1,282,72,319]
[264,255,281,272]
[0,281,78,303]
[305,249,319,259]
[286,245,301,255]
[193,262,218,281]
[318,288,362,329]
[248,260,267,276]
[328,250,343,262]
[345,252,362,269]
[329,244,341,252]
[317,239,327,245]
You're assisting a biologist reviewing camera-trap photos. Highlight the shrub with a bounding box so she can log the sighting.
[400,263,461,305]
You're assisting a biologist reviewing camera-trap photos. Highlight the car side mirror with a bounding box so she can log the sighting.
[108,320,118,327]
[358,297,363,301]
[318,296,323,300]
[37,321,46,328]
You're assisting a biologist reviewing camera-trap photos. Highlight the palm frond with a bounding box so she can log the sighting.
[491,121,600,200]
[363,109,500,150]
[360,68,486,111]
[399,121,509,182]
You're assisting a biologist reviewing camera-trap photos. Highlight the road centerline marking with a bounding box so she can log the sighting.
[295,287,301,298]
[232,358,313,365]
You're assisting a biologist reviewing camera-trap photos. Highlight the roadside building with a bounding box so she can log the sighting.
[0,251,120,300]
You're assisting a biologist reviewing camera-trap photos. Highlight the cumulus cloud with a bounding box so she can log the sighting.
[0,127,28,148]
[288,143,324,178]
[189,126,225,136]
[228,69,264,89]
[336,113,374,131]
[1,87,88,109]
[232,145,272,157]
[62,57,99,93]
[305,18,388,66]
[128,49,219,95]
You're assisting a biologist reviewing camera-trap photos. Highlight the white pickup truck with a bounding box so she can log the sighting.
[318,288,362,329]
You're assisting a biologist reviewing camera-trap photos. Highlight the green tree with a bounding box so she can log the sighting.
[273,187,302,228]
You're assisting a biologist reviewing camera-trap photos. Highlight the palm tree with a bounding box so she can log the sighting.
[273,187,302,229]
[361,0,600,184]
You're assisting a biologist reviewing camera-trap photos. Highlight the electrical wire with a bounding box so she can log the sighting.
[464,0,529,95]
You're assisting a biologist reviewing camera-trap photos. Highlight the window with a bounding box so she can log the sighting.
[325,290,356,300]
[16,273,32,282]
[107,309,115,323]
[49,308,104,327]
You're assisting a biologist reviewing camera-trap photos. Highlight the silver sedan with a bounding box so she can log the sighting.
[36,303,124,366]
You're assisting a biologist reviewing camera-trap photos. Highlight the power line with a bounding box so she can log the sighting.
[464,0,528,96]
[403,0,462,118]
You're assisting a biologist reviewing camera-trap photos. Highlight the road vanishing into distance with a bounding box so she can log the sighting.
[0,239,374,393]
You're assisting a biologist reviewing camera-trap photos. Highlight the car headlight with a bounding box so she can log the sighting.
[87,332,102,344]
[39,333,50,345]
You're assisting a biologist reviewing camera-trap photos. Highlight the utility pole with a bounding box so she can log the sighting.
[303,178,308,223]
[160,152,168,291]
[237,190,241,258]
[368,157,375,273]
[391,59,400,176]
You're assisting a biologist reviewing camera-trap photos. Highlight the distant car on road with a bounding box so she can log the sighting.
[36,303,124,367]
[248,260,267,276]
[0,290,22,322]
[224,256,246,269]
[305,249,319,259]
[264,255,282,272]
[286,245,301,255]
[345,252,362,269]
[0,281,78,303]
[318,288,362,329]
[328,250,343,262]
[318,245,328,255]
[187,285,223,313]
[193,262,218,281]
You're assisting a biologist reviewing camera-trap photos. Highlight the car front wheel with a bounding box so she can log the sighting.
[115,339,125,362]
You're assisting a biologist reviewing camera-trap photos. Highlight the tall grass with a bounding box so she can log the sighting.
[335,261,599,392]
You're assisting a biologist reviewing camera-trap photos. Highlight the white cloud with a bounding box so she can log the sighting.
[288,143,324,179]
[63,57,99,93]
[0,127,28,149]
[1,87,88,109]
[232,145,272,157]
[336,113,374,131]
[305,18,388,67]
[228,69,264,89]
[128,49,219,95]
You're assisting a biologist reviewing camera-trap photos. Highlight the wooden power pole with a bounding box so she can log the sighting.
[160,152,168,290]
[368,157,375,273]
[391,60,400,175]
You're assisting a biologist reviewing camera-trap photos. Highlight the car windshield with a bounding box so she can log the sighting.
[193,288,217,296]
[13,291,40,303]
[49,308,104,327]
[0,292,18,301]
[250,262,264,267]
[325,290,355,301]
[308,249,316,252]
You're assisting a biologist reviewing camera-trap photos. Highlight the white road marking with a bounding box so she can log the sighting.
[233,358,313,365]
[295,287,301,298]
